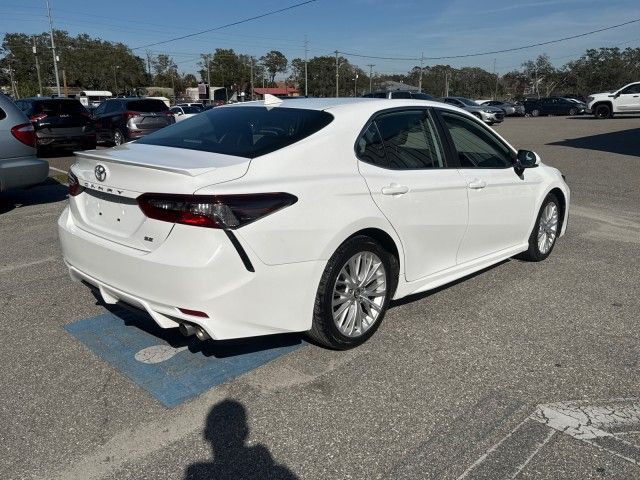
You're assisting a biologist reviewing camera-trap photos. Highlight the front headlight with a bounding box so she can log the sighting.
[482,108,493,113]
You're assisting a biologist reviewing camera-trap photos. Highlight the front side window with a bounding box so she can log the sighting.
[440,111,513,168]
[138,106,334,158]
[371,109,444,169]
[620,83,640,95]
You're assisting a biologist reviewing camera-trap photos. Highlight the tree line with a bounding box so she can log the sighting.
[2,30,639,100]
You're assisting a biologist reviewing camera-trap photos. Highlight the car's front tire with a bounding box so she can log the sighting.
[531,109,540,117]
[519,193,561,262]
[112,129,125,146]
[594,104,612,119]
[308,235,396,349]
[568,108,578,116]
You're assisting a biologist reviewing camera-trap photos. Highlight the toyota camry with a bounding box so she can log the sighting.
[58,96,569,349]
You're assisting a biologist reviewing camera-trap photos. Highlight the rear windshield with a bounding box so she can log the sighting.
[126,99,168,112]
[137,106,334,158]
[34,99,87,115]
[411,93,434,100]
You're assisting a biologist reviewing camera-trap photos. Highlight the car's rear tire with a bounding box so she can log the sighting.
[518,193,561,262]
[308,235,396,350]
[531,109,540,117]
[112,129,125,146]
[594,104,612,119]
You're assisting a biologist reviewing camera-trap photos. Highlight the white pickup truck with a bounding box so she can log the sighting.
[586,81,640,118]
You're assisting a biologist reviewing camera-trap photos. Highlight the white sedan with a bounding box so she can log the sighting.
[58,97,569,349]
[169,105,200,122]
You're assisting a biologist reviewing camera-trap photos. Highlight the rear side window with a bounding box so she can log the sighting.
[137,106,334,158]
[126,100,168,112]
[375,110,444,169]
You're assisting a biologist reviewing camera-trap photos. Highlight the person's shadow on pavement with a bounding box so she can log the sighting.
[185,399,298,480]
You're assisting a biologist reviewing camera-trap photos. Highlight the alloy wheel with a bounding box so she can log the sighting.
[331,251,387,338]
[537,202,559,254]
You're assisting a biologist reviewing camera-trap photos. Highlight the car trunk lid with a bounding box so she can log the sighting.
[70,143,250,251]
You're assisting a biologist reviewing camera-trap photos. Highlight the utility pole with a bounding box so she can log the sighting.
[366,64,374,93]
[334,50,339,97]
[62,69,68,97]
[113,65,120,93]
[250,57,254,101]
[146,50,152,76]
[353,73,358,97]
[206,54,211,86]
[45,0,61,97]
[8,65,18,98]
[493,58,498,100]
[33,36,43,96]
[418,52,424,92]
[444,70,450,97]
[304,35,309,97]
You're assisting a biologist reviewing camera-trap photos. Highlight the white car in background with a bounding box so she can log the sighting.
[58,97,569,349]
[587,81,640,118]
[169,105,200,122]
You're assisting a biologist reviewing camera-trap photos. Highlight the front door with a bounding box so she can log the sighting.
[437,110,541,264]
[357,108,469,282]
[616,83,640,111]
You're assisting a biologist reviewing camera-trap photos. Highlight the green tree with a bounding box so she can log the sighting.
[260,50,288,84]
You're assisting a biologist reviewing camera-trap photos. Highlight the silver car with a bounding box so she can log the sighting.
[442,97,505,125]
[0,93,49,192]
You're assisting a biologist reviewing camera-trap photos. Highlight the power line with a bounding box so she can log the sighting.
[131,0,318,51]
[337,17,640,61]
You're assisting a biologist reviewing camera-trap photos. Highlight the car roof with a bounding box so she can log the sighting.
[223,96,465,117]
[18,97,80,102]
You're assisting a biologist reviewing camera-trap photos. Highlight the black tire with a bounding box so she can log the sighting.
[308,235,397,350]
[112,129,125,146]
[594,104,612,119]
[518,193,561,262]
[568,108,578,116]
[531,109,540,117]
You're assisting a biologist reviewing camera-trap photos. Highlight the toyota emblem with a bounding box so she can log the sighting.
[94,164,107,182]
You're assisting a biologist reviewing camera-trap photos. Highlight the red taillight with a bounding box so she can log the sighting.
[68,170,84,197]
[178,308,209,318]
[137,193,298,230]
[29,113,48,122]
[123,111,139,120]
[10,123,36,147]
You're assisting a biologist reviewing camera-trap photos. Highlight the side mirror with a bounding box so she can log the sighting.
[514,149,540,175]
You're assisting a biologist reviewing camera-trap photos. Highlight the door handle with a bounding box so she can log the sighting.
[467,179,487,189]
[381,183,409,195]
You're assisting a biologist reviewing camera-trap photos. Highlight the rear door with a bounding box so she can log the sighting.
[436,109,540,263]
[357,108,469,281]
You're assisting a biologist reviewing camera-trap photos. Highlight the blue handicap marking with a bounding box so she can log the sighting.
[65,307,305,408]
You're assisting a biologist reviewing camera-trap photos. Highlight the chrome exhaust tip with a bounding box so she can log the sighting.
[195,326,211,341]
[179,322,196,337]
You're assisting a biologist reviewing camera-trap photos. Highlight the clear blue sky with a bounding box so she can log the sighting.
[2,0,639,77]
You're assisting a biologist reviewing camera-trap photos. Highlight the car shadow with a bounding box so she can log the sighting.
[547,127,640,157]
[92,294,305,359]
[390,259,510,308]
[569,115,640,120]
[184,399,299,480]
[0,177,68,214]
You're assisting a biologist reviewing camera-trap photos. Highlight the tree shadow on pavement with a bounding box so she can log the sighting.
[0,178,67,214]
[548,127,640,157]
[184,399,299,480]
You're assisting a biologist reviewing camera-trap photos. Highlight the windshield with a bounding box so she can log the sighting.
[137,106,334,158]
[181,106,200,114]
[456,97,479,106]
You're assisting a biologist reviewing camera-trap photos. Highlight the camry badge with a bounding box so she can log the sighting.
[94,164,107,182]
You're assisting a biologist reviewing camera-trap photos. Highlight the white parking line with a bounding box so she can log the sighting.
[0,256,58,274]
[49,166,68,174]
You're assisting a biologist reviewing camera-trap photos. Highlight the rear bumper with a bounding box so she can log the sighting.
[37,131,95,147]
[0,156,49,191]
[58,206,324,340]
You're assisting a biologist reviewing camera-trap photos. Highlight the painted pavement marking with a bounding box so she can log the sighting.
[65,307,305,407]
[458,398,640,479]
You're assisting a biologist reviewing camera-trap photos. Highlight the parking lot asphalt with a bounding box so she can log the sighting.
[1,116,639,480]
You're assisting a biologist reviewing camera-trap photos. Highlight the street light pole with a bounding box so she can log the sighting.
[45,0,61,97]
[33,36,43,96]
[418,52,424,92]
[113,65,120,93]
[354,73,358,97]
[366,64,374,93]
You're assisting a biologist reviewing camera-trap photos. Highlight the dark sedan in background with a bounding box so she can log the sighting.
[523,97,585,117]
[14,97,96,155]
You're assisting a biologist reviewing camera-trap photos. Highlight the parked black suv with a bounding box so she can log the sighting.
[14,97,95,154]
[92,98,175,145]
